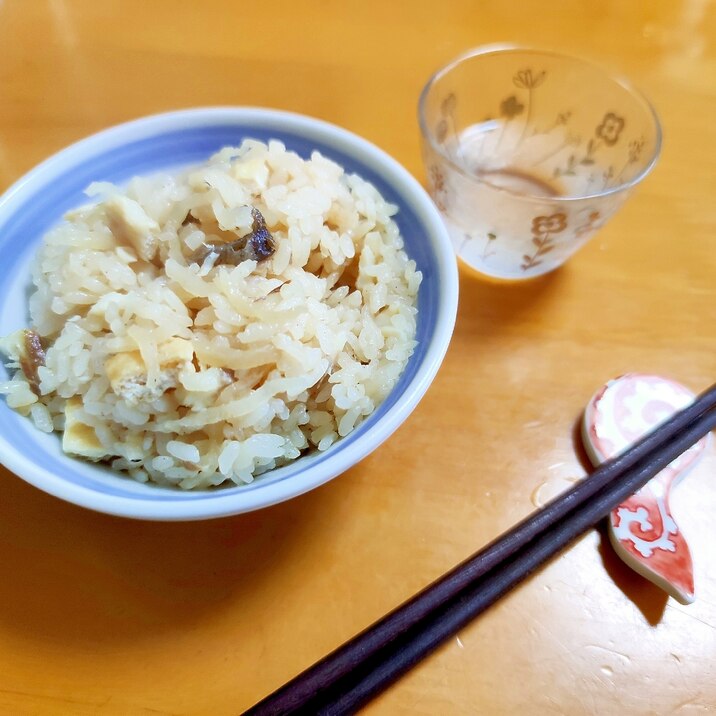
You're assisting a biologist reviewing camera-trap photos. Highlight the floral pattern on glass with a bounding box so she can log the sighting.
[522,212,567,271]
[459,231,499,260]
[596,112,625,146]
[575,210,602,237]
[435,92,459,151]
[432,66,645,193]
[513,69,546,89]
[428,164,448,211]
[553,113,625,182]
[479,71,634,183]
[500,95,524,119]
[532,213,567,237]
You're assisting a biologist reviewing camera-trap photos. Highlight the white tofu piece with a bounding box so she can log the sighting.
[62,397,109,461]
[104,338,193,404]
[105,195,160,261]
[63,397,145,462]
[232,158,269,189]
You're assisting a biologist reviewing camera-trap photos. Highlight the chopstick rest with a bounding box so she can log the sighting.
[582,373,710,604]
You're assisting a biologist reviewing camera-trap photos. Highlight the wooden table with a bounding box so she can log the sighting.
[0,1,714,713]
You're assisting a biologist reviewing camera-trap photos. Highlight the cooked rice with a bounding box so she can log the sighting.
[0,140,421,489]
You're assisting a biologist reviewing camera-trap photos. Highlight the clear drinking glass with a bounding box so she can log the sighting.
[419,46,661,279]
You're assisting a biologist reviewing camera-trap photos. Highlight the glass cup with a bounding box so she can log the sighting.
[418,46,661,279]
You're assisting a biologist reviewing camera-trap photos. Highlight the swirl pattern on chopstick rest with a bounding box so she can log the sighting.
[582,373,710,604]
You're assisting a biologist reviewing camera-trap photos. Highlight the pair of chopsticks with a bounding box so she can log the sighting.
[245,383,716,715]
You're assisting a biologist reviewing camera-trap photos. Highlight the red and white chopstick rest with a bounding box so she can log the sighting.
[582,374,710,604]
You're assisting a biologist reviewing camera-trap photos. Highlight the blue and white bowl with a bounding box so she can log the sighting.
[0,108,458,520]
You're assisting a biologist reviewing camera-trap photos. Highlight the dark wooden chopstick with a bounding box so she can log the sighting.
[244,383,716,716]
[313,402,716,715]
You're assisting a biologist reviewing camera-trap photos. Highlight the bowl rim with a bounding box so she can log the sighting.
[0,106,459,520]
[417,43,662,203]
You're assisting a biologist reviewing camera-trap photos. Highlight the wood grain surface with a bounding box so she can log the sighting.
[0,1,714,714]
